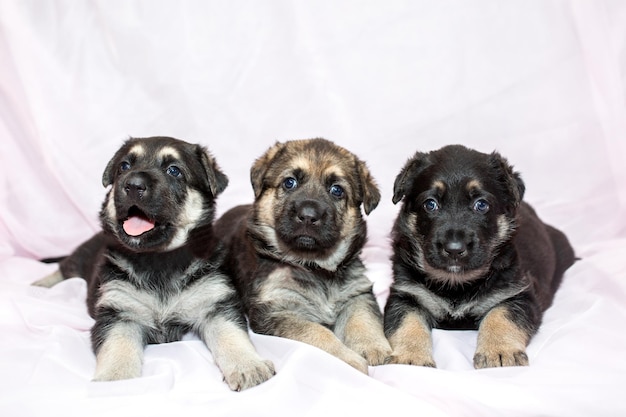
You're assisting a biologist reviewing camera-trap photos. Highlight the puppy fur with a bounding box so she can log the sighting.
[384,144,576,368]
[33,136,274,390]
[214,138,392,374]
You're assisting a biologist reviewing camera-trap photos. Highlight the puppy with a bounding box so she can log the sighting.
[214,138,392,374]
[33,136,275,390]
[384,144,576,368]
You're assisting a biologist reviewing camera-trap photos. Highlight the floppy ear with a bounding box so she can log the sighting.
[488,151,525,209]
[197,145,229,197]
[101,140,133,187]
[392,152,430,204]
[102,156,117,187]
[355,159,381,215]
[250,141,285,199]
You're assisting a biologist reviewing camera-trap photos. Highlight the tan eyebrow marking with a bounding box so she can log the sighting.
[432,180,446,193]
[128,144,146,158]
[157,146,181,161]
[466,179,482,192]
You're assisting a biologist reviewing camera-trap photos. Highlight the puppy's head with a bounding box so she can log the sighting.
[392,145,524,284]
[249,138,380,271]
[100,136,228,252]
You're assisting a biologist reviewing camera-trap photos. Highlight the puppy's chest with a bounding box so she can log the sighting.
[97,259,232,326]
[395,280,527,324]
[258,266,370,324]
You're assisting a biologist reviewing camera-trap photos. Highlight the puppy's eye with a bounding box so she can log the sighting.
[167,166,183,178]
[473,199,490,214]
[423,198,439,213]
[329,184,344,198]
[283,177,298,190]
[120,161,131,172]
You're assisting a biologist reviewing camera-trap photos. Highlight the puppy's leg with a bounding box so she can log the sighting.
[92,320,145,381]
[473,306,531,368]
[33,232,106,288]
[274,314,369,374]
[385,311,436,367]
[335,295,392,366]
[201,315,275,391]
[32,270,64,288]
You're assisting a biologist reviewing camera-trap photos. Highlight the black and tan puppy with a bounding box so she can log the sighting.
[33,136,274,390]
[384,144,575,368]
[214,138,392,374]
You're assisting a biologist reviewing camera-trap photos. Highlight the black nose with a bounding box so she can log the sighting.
[124,174,148,199]
[296,200,326,225]
[443,239,467,257]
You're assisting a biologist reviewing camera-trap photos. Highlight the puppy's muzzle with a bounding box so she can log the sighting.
[124,172,151,200]
[295,199,328,226]
[119,172,157,237]
[284,198,334,250]
[438,229,473,260]
[443,239,467,258]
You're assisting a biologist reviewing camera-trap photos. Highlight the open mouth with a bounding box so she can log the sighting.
[122,206,156,237]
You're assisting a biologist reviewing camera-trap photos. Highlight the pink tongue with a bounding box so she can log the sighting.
[123,216,155,236]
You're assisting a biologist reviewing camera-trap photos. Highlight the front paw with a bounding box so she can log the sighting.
[352,338,392,366]
[223,359,275,391]
[387,348,436,368]
[93,360,142,381]
[473,348,529,368]
[91,321,146,382]
[386,312,435,367]
[335,346,370,374]
[474,306,530,369]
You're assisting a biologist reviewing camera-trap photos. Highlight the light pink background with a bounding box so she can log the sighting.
[1,2,625,416]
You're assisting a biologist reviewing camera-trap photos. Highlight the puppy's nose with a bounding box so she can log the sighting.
[443,239,467,258]
[296,200,324,225]
[124,174,148,199]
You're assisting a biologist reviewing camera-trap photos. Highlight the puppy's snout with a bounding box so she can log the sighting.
[124,173,149,199]
[295,200,327,226]
[440,230,471,258]
[444,239,466,257]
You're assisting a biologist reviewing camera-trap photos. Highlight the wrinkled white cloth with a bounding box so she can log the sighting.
[1,2,625,416]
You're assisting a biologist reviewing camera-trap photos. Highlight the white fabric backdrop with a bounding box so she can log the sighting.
[1,1,625,416]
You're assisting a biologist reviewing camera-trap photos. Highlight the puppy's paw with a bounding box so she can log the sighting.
[473,348,529,369]
[32,270,64,288]
[93,362,142,382]
[353,338,392,366]
[92,325,144,382]
[386,311,435,367]
[336,347,370,374]
[474,306,530,368]
[388,349,436,368]
[223,358,275,391]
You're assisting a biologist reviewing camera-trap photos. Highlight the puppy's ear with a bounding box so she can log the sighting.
[250,141,286,199]
[101,140,133,187]
[197,146,229,197]
[392,152,430,204]
[102,157,117,187]
[355,159,381,215]
[488,151,525,209]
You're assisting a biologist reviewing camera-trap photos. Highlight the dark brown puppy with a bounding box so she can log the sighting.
[214,138,392,374]
[384,144,575,368]
[33,136,275,390]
